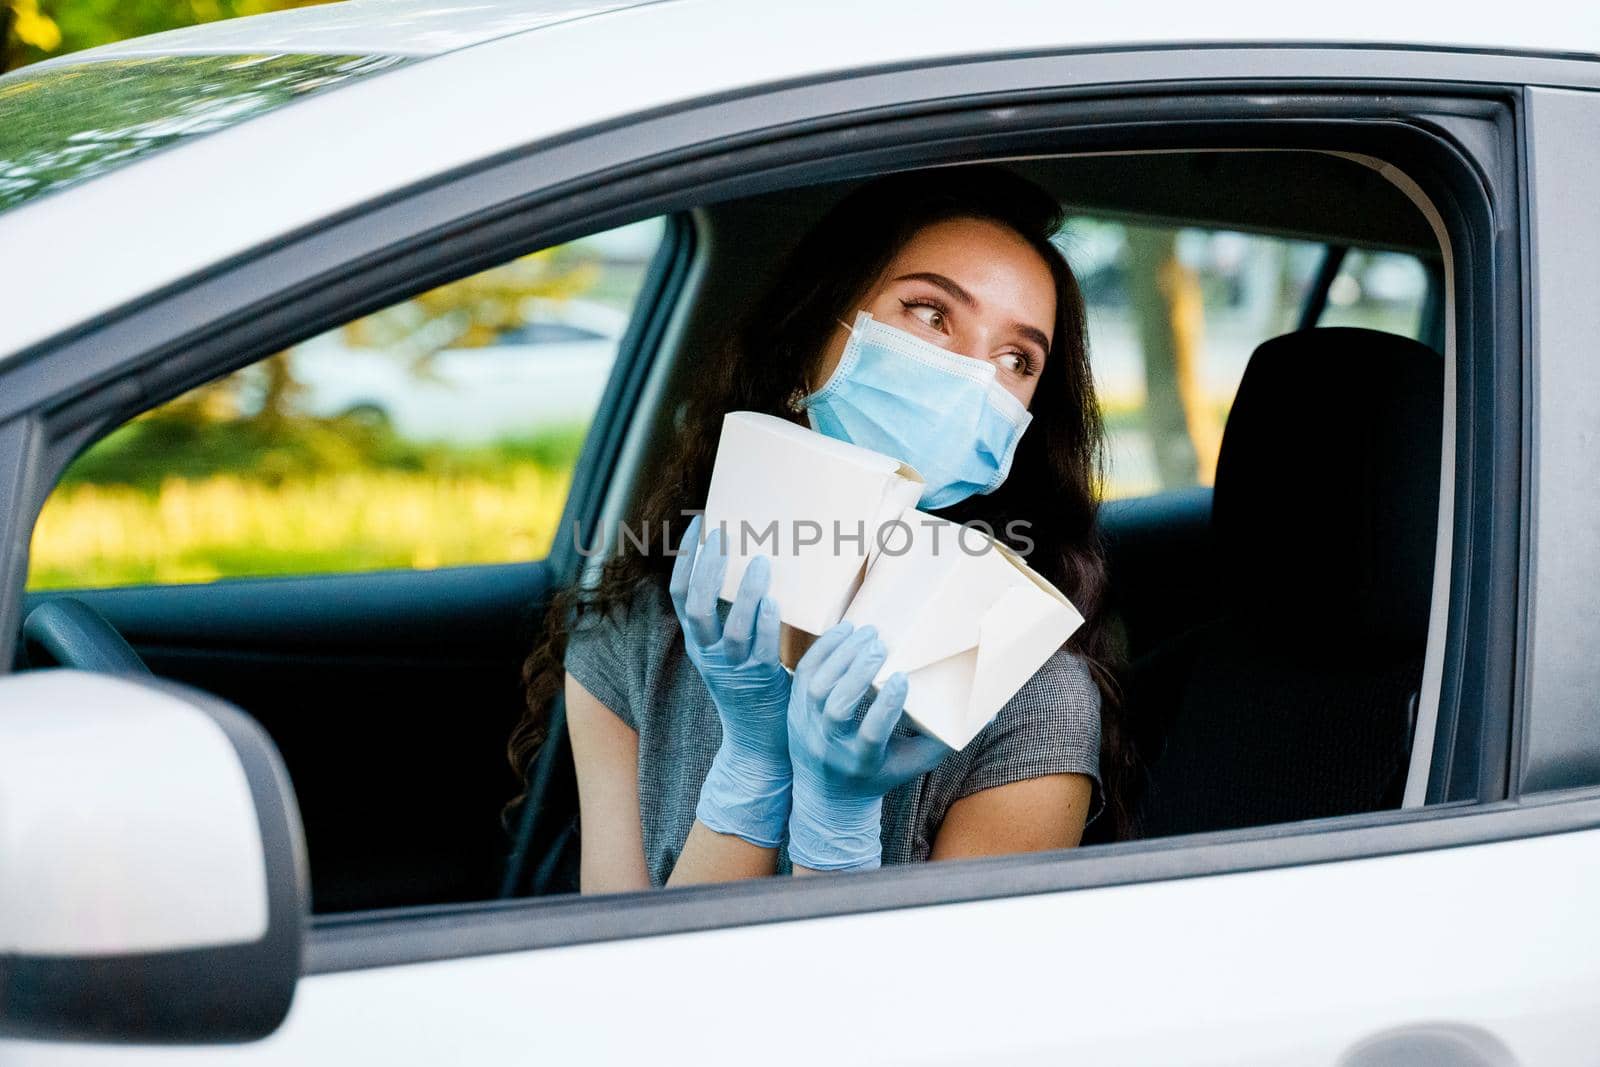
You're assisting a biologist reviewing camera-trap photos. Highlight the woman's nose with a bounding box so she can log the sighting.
[951,323,999,363]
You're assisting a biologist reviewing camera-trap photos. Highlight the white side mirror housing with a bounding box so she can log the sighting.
[0,670,306,1043]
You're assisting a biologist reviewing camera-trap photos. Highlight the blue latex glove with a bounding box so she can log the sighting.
[786,621,953,870]
[670,514,792,848]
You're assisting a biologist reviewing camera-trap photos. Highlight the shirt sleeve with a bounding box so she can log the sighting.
[953,649,1105,828]
[562,595,640,731]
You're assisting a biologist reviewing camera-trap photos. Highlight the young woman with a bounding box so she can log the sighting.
[510,164,1135,892]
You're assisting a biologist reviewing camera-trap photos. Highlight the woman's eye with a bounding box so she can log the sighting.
[999,352,1035,377]
[901,299,947,332]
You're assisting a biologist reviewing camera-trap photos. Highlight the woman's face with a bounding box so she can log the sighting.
[810,216,1058,409]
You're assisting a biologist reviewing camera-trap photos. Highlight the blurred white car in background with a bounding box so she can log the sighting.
[287,296,627,441]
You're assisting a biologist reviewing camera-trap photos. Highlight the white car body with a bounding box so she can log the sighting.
[1,1,1598,1064]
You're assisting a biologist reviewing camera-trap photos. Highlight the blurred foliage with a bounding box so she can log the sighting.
[340,249,602,366]
[2,0,336,71]
[59,406,590,493]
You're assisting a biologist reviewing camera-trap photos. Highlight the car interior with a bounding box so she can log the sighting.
[13,148,1447,913]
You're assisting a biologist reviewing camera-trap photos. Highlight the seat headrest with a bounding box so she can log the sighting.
[1212,327,1444,649]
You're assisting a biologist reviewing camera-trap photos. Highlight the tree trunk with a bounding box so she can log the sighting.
[1125,227,1219,488]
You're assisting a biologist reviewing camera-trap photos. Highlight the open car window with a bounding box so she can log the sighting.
[27,219,667,591]
[1060,217,1436,500]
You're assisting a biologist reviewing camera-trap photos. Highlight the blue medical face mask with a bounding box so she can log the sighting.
[796,309,1033,510]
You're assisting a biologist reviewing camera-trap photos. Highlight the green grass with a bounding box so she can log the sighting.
[59,410,590,490]
[30,415,587,590]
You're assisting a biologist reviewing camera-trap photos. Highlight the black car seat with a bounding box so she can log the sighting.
[1128,326,1444,837]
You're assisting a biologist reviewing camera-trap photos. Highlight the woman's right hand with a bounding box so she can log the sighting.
[786,621,952,871]
[670,514,793,848]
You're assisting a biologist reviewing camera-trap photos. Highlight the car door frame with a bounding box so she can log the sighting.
[0,44,1588,973]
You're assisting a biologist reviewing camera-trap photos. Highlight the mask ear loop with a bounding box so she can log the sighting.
[790,314,865,413]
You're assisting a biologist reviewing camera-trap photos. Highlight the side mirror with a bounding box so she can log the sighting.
[0,670,307,1043]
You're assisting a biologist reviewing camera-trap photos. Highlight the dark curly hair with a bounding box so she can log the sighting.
[509,163,1141,840]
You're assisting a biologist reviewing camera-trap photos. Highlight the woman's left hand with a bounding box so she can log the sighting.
[786,621,952,871]
[671,514,793,848]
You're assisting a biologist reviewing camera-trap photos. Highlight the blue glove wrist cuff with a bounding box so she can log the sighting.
[695,743,791,849]
[787,781,882,871]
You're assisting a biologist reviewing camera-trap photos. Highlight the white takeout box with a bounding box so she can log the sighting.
[700,411,925,636]
[842,508,1085,750]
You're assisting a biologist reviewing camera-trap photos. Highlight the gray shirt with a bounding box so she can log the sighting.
[564,582,1103,887]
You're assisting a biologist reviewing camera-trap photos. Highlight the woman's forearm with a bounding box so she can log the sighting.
[666,819,781,886]
[667,527,791,887]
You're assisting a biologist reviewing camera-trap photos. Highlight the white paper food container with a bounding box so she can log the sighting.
[842,507,1085,750]
[700,411,925,636]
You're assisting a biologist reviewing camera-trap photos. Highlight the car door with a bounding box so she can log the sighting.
[12,216,690,915]
[2,23,1598,1067]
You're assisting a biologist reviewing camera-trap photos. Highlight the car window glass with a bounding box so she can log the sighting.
[1056,218,1432,499]
[0,54,411,215]
[26,217,667,590]
[1315,249,1430,335]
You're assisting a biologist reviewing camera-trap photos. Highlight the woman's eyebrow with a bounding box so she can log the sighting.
[1013,322,1051,355]
[893,271,977,308]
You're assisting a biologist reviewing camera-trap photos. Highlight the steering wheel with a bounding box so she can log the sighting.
[22,597,151,675]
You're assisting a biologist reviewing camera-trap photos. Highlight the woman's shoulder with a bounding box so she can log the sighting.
[938,647,1104,817]
[564,579,678,674]
[563,577,684,727]
[1001,648,1101,721]
[960,648,1102,773]
[570,577,670,635]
